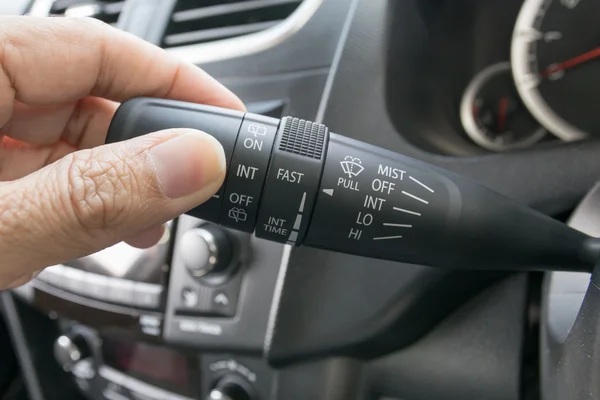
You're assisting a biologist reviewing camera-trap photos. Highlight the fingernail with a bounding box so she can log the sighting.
[148,130,226,199]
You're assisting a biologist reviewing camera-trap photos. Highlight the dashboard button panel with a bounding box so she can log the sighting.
[163,215,284,353]
[210,291,236,317]
[174,275,241,318]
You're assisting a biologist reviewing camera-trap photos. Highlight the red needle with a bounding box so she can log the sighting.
[542,47,600,78]
[497,97,509,133]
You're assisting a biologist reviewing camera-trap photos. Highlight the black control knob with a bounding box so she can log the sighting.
[53,333,91,372]
[208,375,254,400]
[180,225,234,278]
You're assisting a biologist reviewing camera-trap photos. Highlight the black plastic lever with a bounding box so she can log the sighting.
[107,97,599,272]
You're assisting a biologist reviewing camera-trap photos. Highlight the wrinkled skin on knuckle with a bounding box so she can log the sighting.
[63,149,139,232]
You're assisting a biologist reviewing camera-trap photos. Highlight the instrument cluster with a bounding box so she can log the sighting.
[460,0,599,152]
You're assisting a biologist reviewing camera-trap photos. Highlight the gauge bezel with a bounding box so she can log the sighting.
[460,62,546,152]
[511,0,588,142]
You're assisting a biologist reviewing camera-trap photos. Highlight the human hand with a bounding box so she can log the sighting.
[0,16,245,289]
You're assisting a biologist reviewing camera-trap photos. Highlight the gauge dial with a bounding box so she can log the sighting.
[512,0,600,141]
[460,62,546,151]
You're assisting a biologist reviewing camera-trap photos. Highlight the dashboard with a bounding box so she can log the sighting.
[2,1,599,400]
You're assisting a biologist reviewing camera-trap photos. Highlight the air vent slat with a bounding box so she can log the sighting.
[173,0,299,23]
[164,20,281,46]
[50,0,124,25]
[162,0,303,48]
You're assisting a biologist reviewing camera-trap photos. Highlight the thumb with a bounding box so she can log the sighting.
[0,128,225,288]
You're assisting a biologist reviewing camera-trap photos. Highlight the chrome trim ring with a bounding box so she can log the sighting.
[460,62,546,152]
[511,0,587,141]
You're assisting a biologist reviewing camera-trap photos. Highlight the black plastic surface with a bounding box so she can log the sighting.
[264,243,511,365]
[245,100,288,119]
[0,313,18,398]
[163,215,284,354]
[366,274,529,400]
[306,133,593,271]
[274,358,364,400]
[219,69,329,122]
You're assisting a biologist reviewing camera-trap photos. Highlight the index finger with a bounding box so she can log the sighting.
[0,16,244,109]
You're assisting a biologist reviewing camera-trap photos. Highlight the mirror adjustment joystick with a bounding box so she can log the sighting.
[107,97,600,274]
[179,225,235,279]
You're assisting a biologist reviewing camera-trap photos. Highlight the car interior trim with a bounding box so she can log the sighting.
[511,0,587,142]
[314,0,359,123]
[30,278,163,320]
[0,293,45,400]
[28,0,323,66]
[99,366,193,400]
[263,244,291,354]
[164,0,324,65]
[263,0,358,355]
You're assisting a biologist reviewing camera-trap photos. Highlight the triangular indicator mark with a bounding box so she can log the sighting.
[323,189,334,196]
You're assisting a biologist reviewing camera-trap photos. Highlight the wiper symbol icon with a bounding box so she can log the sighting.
[228,208,247,222]
[340,156,364,178]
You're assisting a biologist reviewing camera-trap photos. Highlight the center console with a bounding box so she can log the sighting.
[15,215,283,400]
